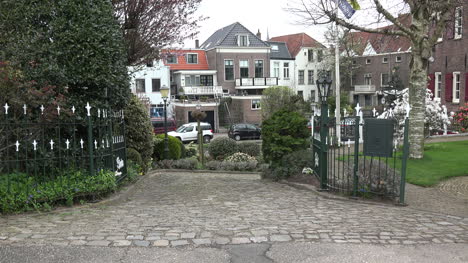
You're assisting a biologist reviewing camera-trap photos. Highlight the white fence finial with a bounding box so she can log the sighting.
[15,141,20,152]
[80,139,84,149]
[57,105,61,116]
[72,106,76,114]
[405,103,411,118]
[65,139,70,150]
[49,139,54,150]
[40,105,45,115]
[4,103,9,115]
[354,103,361,116]
[85,103,92,117]
[372,108,377,117]
[23,104,27,115]
[32,140,38,151]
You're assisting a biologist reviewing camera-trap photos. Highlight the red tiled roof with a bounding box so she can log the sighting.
[161,49,209,70]
[347,14,412,55]
[270,33,326,57]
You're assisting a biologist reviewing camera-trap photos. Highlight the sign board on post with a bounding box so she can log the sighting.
[363,119,394,157]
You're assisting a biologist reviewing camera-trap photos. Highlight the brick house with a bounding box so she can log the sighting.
[200,22,277,126]
[428,2,468,112]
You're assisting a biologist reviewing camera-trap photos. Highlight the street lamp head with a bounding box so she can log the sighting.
[316,74,333,102]
[160,85,169,99]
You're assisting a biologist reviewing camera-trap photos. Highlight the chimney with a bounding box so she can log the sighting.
[256,29,261,40]
[195,39,200,48]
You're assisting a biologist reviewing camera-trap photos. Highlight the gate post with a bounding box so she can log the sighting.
[399,117,410,205]
[86,103,95,176]
[319,102,328,190]
[352,115,360,197]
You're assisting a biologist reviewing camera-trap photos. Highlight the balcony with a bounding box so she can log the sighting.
[354,85,376,94]
[182,86,223,95]
[235,77,278,89]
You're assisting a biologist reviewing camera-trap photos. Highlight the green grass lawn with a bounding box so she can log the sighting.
[405,140,468,187]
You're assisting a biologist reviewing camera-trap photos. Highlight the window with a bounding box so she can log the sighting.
[382,57,388,63]
[152,79,161,92]
[455,6,463,39]
[283,62,290,79]
[187,54,198,64]
[364,73,372,85]
[364,95,371,106]
[200,75,213,86]
[381,73,390,86]
[308,49,314,62]
[273,62,280,78]
[311,90,316,102]
[317,50,323,62]
[366,59,371,64]
[238,35,249,46]
[435,72,442,99]
[255,60,263,78]
[166,55,177,64]
[185,75,201,86]
[225,60,234,81]
[396,56,402,63]
[251,99,261,110]
[352,60,356,65]
[271,45,279,51]
[298,90,303,98]
[240,60,249,78]
[299,70,305,85]
[308,70,314,84]
[453,72,460,102]
[135,79,145,93]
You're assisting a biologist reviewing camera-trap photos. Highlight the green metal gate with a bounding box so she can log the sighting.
[312,109,409,204]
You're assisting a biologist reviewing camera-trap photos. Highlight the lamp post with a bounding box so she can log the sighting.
[196,103,203,164]
[160,85,170,159]
[316,73,333,190]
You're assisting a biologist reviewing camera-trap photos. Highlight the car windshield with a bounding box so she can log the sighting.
[176,126,187,132]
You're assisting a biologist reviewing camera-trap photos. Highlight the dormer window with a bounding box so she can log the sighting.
[237,35,249,47]
[186,53,198,64]
[271,45,279,51]
[166,55,177,64]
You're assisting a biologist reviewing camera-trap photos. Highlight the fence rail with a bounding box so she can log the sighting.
[0,102,127,196]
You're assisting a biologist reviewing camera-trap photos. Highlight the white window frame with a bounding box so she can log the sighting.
[255,59,264,78]
[251,99,261,110]
[434,72,442,99]
[135,79,145,93]
[186,53,198,64]
[364,73,372,85]
[366,58,371,64]
[239,59,249,78]
[283,62,290,79]
[273,62,280,78]
[382,57,388,64]
[298,70,305,85]
[395,56,402,63]
[454,6,463,40]
[237,34,250,47]
[166,55,177,64]
[453,72,460,103]
[381,73,389,87]
[224,59,234,81]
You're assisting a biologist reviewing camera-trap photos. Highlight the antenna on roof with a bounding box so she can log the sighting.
[267,28,270,41]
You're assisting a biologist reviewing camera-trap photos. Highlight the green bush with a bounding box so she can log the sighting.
[124,94,154,173]
[237,142,260,157]
[126,148,143,171]
[156,158,199,170]
[153,134,182,161]
[265,149,313,179]
[0,170,116,214]
[262,109,309,164]
[208,137,238,160]
[205,160,258,171]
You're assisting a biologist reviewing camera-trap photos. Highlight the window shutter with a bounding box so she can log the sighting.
[428,74,435,97]
[465,73,468,101]
[445,73,453,102]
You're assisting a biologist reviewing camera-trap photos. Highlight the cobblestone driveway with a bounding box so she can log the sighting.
[0,172,467,247]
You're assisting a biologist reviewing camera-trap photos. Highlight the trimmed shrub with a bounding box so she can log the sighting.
[124,94,154,173]
[153,134,182,161]
[208,137,238,160]
[225,152,256,162]
[262,109,309,164]
[180,143,187,158]
[205,160,257,171]
[237,142,260,157]
[173,158,198,170]
[126,148,143,171]
[185,142,198,158]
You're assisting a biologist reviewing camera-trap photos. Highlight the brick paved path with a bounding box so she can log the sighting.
[0,172,467,247]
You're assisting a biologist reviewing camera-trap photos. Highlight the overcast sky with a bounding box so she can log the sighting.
[182,0,406,49]
[183,0,330,48]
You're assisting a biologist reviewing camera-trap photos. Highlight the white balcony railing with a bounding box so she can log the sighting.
[235,77,279,87]
[354,85,376,93]
[182,86,223,95]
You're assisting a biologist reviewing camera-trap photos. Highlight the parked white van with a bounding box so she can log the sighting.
[168,122,213,143]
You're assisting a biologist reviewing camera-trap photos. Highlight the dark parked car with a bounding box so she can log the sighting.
[228,123,261,141]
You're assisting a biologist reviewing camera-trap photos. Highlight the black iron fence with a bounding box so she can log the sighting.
[0,102,127,196]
